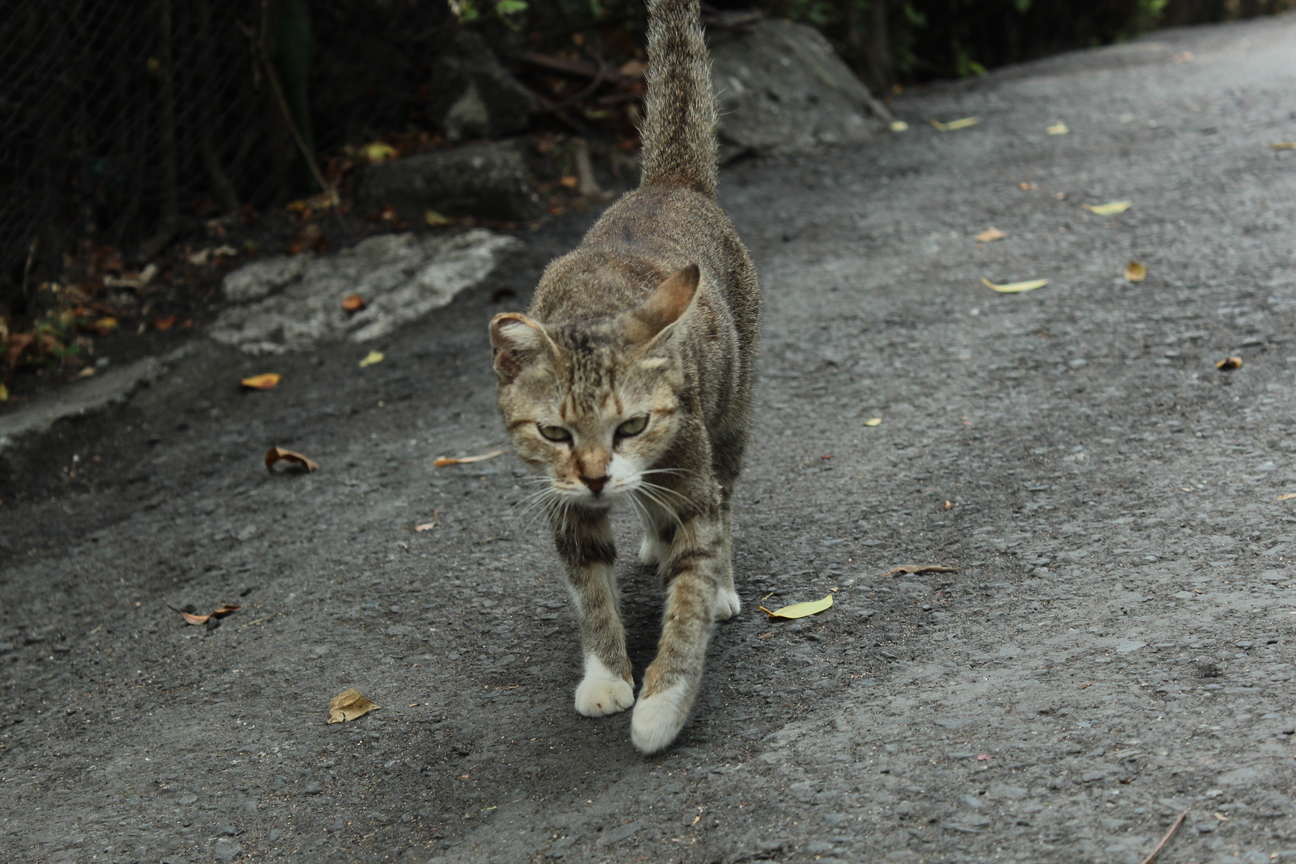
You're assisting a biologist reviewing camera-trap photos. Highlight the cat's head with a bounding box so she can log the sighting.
[489,265,699,508]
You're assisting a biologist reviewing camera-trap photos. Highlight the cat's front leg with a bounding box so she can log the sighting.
[554,508,635,717]
[630,514,726,754]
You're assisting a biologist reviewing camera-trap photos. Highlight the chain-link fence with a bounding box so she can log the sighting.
[0,0,453,314]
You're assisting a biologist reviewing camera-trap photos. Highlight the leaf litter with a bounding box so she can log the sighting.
[265,446,319,474]
[975,227,1006,243]
[931,117,979,131]
[1082,201,1132,215]
[328,689,380,723]
[169,603,242,626]
[759,595,833,620]
[434,449,507,467]
[241,373,281,390]
[878,565,958,578]
[982,277,1047,294]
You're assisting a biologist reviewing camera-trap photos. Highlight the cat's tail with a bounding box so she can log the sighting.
[639,0,718,197]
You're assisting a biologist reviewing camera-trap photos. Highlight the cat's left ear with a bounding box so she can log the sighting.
[490,312,554,384]
[625,264,699,344]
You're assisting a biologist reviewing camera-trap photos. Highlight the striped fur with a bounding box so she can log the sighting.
[489,0,760,754]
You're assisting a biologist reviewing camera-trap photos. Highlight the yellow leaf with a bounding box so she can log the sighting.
[241,373,281,390]
[931,117,980,132]
[889,120,909,132]
[94,317,118,332]
[327,688,380,724]
[863,417,883,427]
[1082,201,1132,215]
[361,142,397,164]
[975,227,1006,243]
[1047,122,1069,135]
[759,594,833,620]
[359,351,384,368]
[982,277,1047,293]
[424,210,451,226]
[559,175,579,189]
[0,383,7,401]
[1271,142,1296,151]
[1124,261,1147,282]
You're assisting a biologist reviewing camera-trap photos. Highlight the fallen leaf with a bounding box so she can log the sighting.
[92,317,118,334]
[103,263,158,289]
[425,209,452,226]
[188,245,238,266]
[73,367,95,379]
[0,383,7,401]
[1082,200,1132,215]
[1124,261,1147,282]
[360,142,398,164]
[982,277,1048,293]
[341,294,366,312]
[1277,493,1296,501]
[559,175,579,189]
[931,117,980,131]
[415,522,438,532]
[1019,182,1038,190]
[265,446,319,474]
[944,500,954,510]
[287,222,324,254]
[434,448,507,467]
[758,594,834,620]
[889,120,909,132]
[975,227,1006,243]
[1215,356,1243,370]
[241,373,281,390]
[359,351,384,367]
[1272,142,1296,151]
[172,603,242,625]
[1047,122,1069,135]
[1213,812,1229,822]
[863,417,883,427]
[327,688,380,724]
[878,564,958,578]
[151,314,177,330]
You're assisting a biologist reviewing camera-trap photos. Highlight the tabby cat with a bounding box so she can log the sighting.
[489,0,760,754]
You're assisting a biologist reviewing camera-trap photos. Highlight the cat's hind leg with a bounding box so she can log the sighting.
[554,508,635,717]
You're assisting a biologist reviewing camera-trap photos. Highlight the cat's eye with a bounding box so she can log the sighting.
[538,424,572,442]
[616,416,648,438]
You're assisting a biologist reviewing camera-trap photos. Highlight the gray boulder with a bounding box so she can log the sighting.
[209,229,523,354]
[356,139,544,223]
[710,18,893,162]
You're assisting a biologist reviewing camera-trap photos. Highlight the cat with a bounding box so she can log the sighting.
[488,0,760,754]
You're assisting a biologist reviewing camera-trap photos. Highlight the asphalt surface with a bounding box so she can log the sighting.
[3,14,1296,864]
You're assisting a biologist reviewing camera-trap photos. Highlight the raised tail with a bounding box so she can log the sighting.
[639,0,718,197]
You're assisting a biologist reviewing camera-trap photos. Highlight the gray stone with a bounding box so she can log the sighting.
[210,229,523,354]
[357,140,544,223]
[709,18,891,162]
[430,32,539,142]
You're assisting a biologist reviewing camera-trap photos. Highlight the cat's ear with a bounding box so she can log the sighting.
[489,313,554,384]
[626,264,699,343]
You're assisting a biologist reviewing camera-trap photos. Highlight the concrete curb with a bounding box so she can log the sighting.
[0,346,190,496]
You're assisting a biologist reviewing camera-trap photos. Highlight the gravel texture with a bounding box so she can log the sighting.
[2,14,1295,864]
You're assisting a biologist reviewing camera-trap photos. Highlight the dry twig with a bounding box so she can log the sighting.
[1138,810,1188,864]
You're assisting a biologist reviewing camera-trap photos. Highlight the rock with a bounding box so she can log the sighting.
[709,18,892,162]
[356,140,544,223]
[209,229,523,354]
[430,32,540,142]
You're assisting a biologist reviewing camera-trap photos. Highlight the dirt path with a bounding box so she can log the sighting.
[2,14,1295,864]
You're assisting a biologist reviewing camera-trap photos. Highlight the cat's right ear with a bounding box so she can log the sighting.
[489,313,552,384]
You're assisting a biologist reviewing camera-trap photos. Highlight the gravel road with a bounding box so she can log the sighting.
[2,13,1295,864]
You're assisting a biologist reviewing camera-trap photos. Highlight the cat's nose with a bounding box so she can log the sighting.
[583,475,608,494]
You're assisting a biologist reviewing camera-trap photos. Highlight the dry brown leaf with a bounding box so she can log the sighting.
[1215,356,1243,371]
[265,446,319,474]
[1277,493,1296,501]
[241,373,281,390]
[1019,182,1037,191]
[1124,261,1147,282]
[1271,142,1296,151]
[878,564,959,578]
[173,603,242,625]
[414,522,438,532]
[930,117,979,131]
[975,227,1006,243]
[341,294,366,312]
[559,175,579,188]
[328,688,380,724]
[434,449,507,467]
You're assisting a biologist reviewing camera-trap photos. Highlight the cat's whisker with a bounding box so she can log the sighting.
[633,485,683,528]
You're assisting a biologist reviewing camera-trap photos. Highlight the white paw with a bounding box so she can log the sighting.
[574,655,634,717]
[639,536,666,567]
[714,587,741,621]
[630,680,691,754]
